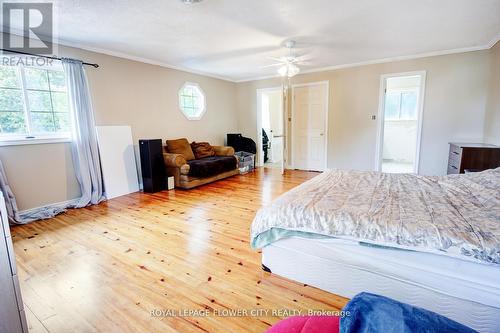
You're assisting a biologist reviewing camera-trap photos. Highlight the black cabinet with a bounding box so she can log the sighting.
[139,139,166,193]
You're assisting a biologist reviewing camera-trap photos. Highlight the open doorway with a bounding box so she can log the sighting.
[257,87,284,169]
[376,72,426,174]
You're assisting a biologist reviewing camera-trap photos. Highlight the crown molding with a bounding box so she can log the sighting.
[235,40,498,83]
[487,33,500,48]
[3,30,498,84]
[0,31,237,82]
[55,38,238,82]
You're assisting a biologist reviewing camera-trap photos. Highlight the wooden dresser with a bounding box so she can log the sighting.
[447,143,500,174]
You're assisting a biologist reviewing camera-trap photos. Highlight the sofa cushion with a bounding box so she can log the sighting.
[166,138,195,161]
[187,156,237,178]
[191,142,215,159]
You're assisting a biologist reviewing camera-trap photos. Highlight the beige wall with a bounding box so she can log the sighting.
[236,50,491,175]
[1,41,497,211]
[0,44,238,211]
[484,42,500,144]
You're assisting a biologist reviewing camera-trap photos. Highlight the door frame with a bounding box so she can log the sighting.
[256,86,283,167]
[374,71,426,173]
[291,81,329,171]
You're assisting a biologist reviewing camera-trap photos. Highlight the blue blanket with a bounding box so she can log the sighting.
[341,293,476,333]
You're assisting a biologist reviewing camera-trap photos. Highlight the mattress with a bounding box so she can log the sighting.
[252,168,500,265]
[264,237,500,308]
[262,237,500,332]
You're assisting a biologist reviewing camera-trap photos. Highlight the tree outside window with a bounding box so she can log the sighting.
[0,64,71,140]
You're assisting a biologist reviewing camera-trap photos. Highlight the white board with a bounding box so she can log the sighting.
[96,126,139,199]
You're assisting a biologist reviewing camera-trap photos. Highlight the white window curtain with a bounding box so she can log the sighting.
[0,58,104,224]
[63,58,105,208]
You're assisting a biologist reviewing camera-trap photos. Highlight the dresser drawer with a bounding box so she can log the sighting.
[447,164,459,174]
[448,151,461,168]
[449,144,462,155]
[448,143,500,174]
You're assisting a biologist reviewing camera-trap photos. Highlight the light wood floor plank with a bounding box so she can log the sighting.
[12,168,349,333]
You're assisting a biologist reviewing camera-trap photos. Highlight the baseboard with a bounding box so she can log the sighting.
[19,198,80,216]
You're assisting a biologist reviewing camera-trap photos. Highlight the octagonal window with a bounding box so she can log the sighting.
[178,82,206,120]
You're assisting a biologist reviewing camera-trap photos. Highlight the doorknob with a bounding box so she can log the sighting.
[320,133,324,136]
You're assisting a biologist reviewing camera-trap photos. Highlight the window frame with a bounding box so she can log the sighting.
[0,63,72,146]
[384,87,419,121]
[178,82,206,121]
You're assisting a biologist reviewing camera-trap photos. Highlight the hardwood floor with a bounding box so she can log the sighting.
[11,168,348,333]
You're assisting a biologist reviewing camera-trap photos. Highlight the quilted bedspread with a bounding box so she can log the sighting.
[251,168,500,265]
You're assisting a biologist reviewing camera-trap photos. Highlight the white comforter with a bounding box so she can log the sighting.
[251,168,500,265]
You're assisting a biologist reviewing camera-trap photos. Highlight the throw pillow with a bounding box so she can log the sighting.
[166,138,195,161]
[191,142,216,159]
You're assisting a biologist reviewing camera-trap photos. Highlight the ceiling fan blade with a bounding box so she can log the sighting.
[267,56,285,62]
[296,61,312,66]
[184,45,279,64]
[261,63,284,68]
[294,54,313,62]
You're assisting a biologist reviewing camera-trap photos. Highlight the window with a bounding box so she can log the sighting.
[178,82,206,120]
[384,89,418,120]
[0,63,71,143]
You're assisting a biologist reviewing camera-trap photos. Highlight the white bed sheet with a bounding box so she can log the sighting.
[264,237,500,308]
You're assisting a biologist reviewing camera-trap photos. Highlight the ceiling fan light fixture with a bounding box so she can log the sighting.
[278,65,288,77]
[278,63,300,78]
[287,63,300,77]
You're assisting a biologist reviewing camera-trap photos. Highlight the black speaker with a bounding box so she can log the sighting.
[139,139,166,193]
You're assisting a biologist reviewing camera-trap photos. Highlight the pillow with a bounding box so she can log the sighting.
[191,142,215,159]
[166,138,195,161]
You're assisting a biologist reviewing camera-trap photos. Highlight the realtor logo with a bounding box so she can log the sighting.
[1,2,53,54]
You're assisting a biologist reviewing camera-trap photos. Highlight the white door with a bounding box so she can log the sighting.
[292,83,328,171]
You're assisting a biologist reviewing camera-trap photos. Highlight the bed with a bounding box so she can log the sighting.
[251,168,500,332]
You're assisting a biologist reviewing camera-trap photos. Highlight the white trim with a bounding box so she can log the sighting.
[51,37,236,83]
[3,32,234,81]
[487,33,500,48]
[256,86,282,167]
[0,136,71,146]
[291,81,329,171]
[6,32,499,83]
[5,30,499,84]
[236,43,497,83]
[19,198,80,216]
[375,71,426,173]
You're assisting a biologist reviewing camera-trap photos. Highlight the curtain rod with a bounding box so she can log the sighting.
[0,48,99,68]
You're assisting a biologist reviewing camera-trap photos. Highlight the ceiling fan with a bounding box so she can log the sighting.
[263,40,310,78]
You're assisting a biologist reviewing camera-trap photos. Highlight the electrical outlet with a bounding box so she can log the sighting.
[371,115,376,120]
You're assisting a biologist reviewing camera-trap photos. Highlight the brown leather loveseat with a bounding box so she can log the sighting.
[163,138,239,189]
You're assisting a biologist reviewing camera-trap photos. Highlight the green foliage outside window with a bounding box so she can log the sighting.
[0,65,71,137]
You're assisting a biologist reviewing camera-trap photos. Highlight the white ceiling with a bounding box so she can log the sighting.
[7,0,500,81]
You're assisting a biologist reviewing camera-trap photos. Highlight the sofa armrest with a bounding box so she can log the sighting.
[213,145,235,157]
[179,164,190,175]
[163,153,187,168]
